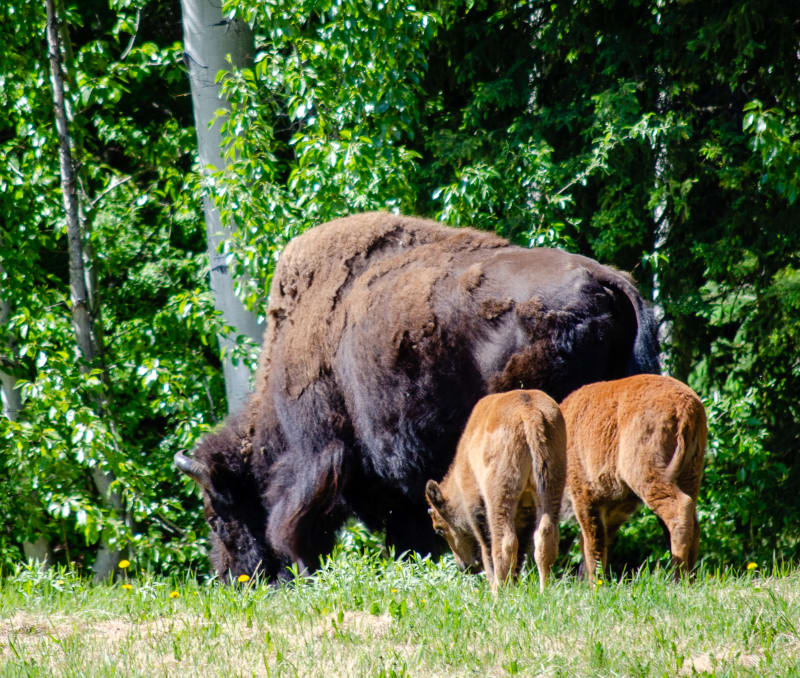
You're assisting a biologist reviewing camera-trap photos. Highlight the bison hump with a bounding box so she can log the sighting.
[254,213,506,401]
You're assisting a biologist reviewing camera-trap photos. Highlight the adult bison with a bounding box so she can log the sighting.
[175,212,659,580]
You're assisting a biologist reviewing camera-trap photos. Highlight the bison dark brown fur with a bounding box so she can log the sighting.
[176,212,660,580]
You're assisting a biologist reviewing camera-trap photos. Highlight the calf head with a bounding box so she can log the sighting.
[425,479,481,573]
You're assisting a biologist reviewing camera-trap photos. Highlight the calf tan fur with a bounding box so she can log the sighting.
[561,374,707,581]
[425,390,566,591]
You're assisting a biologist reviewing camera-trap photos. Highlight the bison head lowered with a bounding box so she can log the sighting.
[176,212,659,581]
[175,419,287,580]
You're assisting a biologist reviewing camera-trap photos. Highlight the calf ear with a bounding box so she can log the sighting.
[425,479,446,510]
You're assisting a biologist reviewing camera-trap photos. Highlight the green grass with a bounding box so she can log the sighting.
[1,551,799,677]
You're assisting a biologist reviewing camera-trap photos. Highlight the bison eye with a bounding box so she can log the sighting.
[435,527,445,537]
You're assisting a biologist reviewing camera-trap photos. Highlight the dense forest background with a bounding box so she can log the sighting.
[1,0,798,577]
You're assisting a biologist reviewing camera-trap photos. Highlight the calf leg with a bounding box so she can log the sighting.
[484,471,529,590]
[513,507,536,578]
[688,512,700,570]
[640,484,698,578]
[573,502,607,583]
[488,517,518,591]
[532,512,558,591]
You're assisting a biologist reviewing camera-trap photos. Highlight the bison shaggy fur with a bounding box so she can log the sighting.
[178,212,660,580]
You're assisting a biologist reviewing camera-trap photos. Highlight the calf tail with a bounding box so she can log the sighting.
[666,423,688,482]
[523,411,567,524]
[666,400,707,485]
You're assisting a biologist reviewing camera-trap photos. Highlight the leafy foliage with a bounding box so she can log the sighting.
[0,0,219,572]
[0,0,798,572]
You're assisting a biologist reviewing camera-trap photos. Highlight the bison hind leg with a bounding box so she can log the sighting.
[574,503,607,583]
[513,508,536,578]
[486,498,521,591]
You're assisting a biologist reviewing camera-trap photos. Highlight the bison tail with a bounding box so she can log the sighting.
[592,267,661,375]
[629,298,661,375]
[665,425,688,482]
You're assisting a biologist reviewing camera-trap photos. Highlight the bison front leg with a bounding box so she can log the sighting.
[384,500,446,558]
[265,441,349,574]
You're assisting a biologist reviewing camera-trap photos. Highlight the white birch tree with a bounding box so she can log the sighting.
[180,0,263,413]
[46,0,124,581]
[1,262,54,565]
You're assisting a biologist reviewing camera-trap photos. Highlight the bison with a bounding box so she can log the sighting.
[560,374,707,581]
[425,390,566,592]
[175,212,659,580]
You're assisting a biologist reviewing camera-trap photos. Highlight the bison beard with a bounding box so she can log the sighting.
[177,212,660,580]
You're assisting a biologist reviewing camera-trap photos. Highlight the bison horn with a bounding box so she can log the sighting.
[174,451,210,489]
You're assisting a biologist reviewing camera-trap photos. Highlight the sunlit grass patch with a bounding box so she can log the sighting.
[1,555,799,676]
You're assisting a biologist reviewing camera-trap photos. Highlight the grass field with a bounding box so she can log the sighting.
[1,548,798,677]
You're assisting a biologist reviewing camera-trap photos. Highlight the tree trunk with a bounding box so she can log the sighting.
[180,0,263,414]
[651,143,670,367]
[0,276,21,423]
[46,0,122,581]
[650,60,672,375]
[1,263,55,567]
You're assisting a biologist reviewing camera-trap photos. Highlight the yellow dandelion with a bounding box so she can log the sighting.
[391,588,397,593]
[122,584,132,590]
[169,590,180,599]
[746,562,758,571]
[118,559,131,569]
[237,574,250,583]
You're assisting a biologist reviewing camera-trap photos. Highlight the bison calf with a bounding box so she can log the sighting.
[561,374,707,581]
[425,390,566,592]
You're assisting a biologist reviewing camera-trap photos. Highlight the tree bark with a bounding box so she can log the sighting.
[650,60,672,375]
[46,0,122,581]
[0,275,21,423]
[180,0,264,414]
[1,262,55,567]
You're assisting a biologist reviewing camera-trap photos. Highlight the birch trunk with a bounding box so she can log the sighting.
[46,0,122,581]
[180,0,263,414]
[651,137,671,367]
[650,47,673,375]
[1,262,55,567]
[0,277,20,424]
